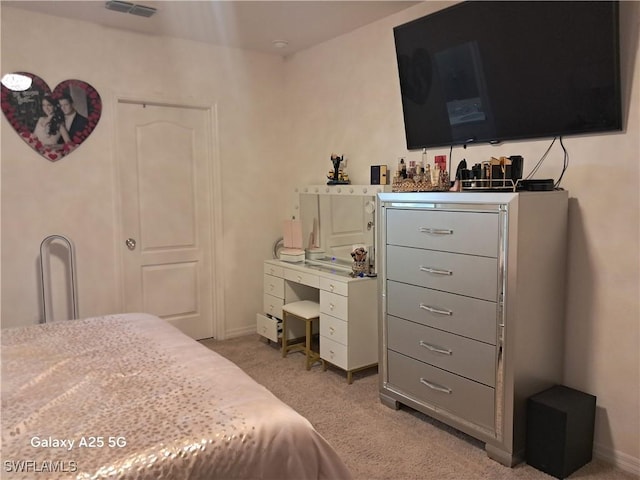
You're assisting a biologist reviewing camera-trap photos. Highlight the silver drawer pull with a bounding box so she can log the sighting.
[419,340,452,355]
[419,266,452,276]
[420,378,452,394]
[418,303,452,316]
[418,227,453,235]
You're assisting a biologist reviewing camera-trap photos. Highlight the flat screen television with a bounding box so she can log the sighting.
[394,1,622,150]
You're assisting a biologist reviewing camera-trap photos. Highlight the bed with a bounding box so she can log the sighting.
[1,313,352,479]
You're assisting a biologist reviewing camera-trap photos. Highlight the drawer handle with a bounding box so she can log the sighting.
[329,284,335,292]
[329,326,335,335]
[419,340,452,355]
[420,378,452,394]
[419,303,452,316]
[419,266,452,276]
[297,275,302,282]
[418,227,453,235]
[329,303,335,310]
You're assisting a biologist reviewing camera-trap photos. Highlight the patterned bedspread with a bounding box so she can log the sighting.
[1,313,351,479]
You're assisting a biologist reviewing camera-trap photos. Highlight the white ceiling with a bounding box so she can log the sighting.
[2,1,420,56]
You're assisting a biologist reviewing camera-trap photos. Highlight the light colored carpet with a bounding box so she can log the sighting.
[201,335,635,480]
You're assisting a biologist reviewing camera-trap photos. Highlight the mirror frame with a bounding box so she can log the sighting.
[294,185,389,272]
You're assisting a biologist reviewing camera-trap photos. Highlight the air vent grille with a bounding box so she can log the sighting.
[105,1,156,17]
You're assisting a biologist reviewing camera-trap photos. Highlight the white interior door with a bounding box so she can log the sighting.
[117,101,214,339]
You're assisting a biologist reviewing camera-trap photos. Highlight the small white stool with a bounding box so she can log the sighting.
[281,300,323,370]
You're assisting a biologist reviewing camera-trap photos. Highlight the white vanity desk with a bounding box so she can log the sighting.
[257,184,387,382]
[258,258,378,383]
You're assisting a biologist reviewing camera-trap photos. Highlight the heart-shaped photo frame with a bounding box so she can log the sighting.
[1,72,101,162]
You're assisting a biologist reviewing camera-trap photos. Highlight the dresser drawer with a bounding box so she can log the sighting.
[320,290,348,321]
[284,268,320,288]
[386,209,499,257]
[386,245,498,301]
[387,281,497,345]
[263,274,284,299]
[319,277,348,296]
[256,313,280,342]
[263,293,284,319]
[264,263,284,277]
[320,313,348,346]
[320,336,348,369]
[388,316,496,387]
[388,350,495,430]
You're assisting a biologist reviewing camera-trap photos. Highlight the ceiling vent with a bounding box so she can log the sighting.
[105,1,157,18]
[129,5,157,17]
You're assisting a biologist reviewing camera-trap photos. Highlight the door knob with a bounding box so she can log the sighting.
[125,238,137,250]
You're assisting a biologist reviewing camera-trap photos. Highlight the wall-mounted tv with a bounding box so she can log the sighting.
[394,1,622,150]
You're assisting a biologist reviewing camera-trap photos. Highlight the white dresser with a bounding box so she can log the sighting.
[377,191,568,466]
[257,259,378,383]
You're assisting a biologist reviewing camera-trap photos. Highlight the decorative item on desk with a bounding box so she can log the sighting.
[306,217,325,260]
[350,246,369,277]
[461,156,520,191]
[370,165,388,185]
[392,158,449,193]
[434,154,447,172]
[327,154,350,185]
[280,219,305,263]
[449,159,467,192]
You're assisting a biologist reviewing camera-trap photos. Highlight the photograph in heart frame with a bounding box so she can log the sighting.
[1,72,101,162]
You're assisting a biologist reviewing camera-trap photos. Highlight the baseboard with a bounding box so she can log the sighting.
[594,442,640,476]
[221,325,256,340]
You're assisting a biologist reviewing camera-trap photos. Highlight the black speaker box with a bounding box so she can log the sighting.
[526,385,596,479]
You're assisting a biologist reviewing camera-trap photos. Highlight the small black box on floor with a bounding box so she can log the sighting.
[526,385,596,479]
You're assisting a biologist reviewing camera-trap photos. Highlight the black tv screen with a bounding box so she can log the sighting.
[394,1,622,150]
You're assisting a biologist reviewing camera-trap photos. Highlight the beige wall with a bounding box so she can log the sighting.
[283,1,639,473]
[1,1,638,474]
[0,6,292,336]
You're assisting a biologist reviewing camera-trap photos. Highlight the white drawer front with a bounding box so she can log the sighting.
[320,290,348,321]
[320,313,348,346]
[263,274,284,299]
[321,336,348,369]
[386,245,498,301]
[387,281,497,345]
[264,263,284,277]
[388,316,496,387]
[386,209,499,257]
[256,313,280,342]
[319,277,348,296]
[263,294,284,319]
[388,350,495,431]
[284,268,320,288]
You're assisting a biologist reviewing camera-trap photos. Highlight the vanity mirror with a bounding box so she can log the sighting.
[295,185,388,272]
